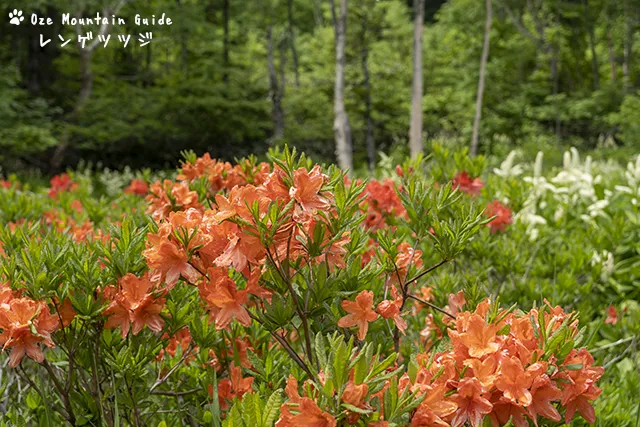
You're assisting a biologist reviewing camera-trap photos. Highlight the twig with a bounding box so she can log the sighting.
[151,388,202,397]
[265,247,315,367]
[408,294,456,320]
[149,345,195,393]
[592,336,637,353]
[402,259,450,289]
[247,311,317,382]
[42,360,76,424]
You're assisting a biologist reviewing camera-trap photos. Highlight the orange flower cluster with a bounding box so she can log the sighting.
[146,180,203,221]
[484,201,513,233]
[452,172,484,196]
[143,163,349,330]
[208,365,255,410]
[48,173,78,198]
[103,272,166,338]
[177,153,271,192]
[403,300,602,427]
[276,375,337,427]
[361,179,407,230]
[0,283,60,367]
[124,179,149,195]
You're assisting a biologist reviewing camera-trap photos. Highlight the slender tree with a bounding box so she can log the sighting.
[330,0,353,171]
[623,0,634,93]
[583,0,599,90]
[51,0,128,170]
[287,0,300,87]
[267,26,285,141]
[409,0,424,158]
[470,0,492,157]
[223,0,230,83]
[360,8,375,171]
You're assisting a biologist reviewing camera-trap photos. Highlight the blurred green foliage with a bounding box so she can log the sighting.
[0,0,639,172]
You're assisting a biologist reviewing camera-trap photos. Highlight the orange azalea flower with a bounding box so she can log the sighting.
[485,201,512,233]
[464,356,497,390]
[161,327,193,358]
[207,366,253,410]
[143,234,199,288]
[449,313,501,358]
[171,182,202,212]
[198,267,251,329]
[342,381,368,407]
[48,173,78,198]
[450,377,493,427]
[489,399,529,427]
[362,179,407,230]
[262,167,292,202]
[418,286,433,303]
[104,273,165,338]
[58,298,77,327]
[411,383,458,427]
[452,171,484,196]
[494,356,533,406]
[392,242,423,286]
[177,153,217,181]
[214,229,265,273]
[557,348,604,424]
[245,268,272,302]
[0,297,59,367]
[125,179,149,195]
[290,165,331,216]
[527,375,561,425]
[376,286,407,334]
[338,290,378,341]
[564,393,599,424]
[289,398,337,427]
[70,199,83,213]
[604,305,618,325]
[445,291,466,323]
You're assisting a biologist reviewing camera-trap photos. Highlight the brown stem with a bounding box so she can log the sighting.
[124,376,141,427]
[402,259,450,290]
[42,359,76,424]
[151,388,202,397]
[408,294,456,320]
[265,247,314,367]
[150,345,194,393]
[247,311,317,382]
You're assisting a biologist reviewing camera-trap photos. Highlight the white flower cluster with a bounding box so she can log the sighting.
[614,155,640,205]
[590,250,615,281]
[502,148,613,240]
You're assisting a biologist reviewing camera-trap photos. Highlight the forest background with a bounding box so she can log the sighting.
[0,0,639,173]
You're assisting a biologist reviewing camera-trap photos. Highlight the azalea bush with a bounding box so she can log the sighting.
[0,145,623,426]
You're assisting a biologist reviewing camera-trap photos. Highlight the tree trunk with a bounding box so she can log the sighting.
[608,25,617,82]
[623,0,633,93]
[287,0,300,87]
[470,0,492,157]
[312,0,324,26]
[51,0,128,170]
[278,36,287,138]
[78,50,94,108]
[583,0,599,90]
[330,0,353,171]
[551,46,560,137]
[267,26,284,141]
[361,12,375,171]
[409,0,424,158]
[223,0,230,83]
